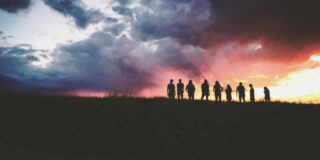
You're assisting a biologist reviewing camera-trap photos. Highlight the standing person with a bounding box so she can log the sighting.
[167,79,175,100]
[186,80,195,100]
[213,81,223,102]
[201,79,210,101]
[264,87,271,102]
[236,82,246,102]
[225,85,232,102]
[249,84,255,103]
[177,79,184,100]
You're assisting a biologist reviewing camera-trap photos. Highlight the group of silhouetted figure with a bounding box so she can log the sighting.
[167,79,271,102]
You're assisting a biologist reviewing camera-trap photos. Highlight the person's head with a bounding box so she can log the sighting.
[264,87,268,90]
[239,82,243,86]
[179,79,182,83]
[215,81,219,85]
[227,84,231,88]
[204,79,208,84]
[189,80,192,84]
[249,84,253,88]
[170,79,173,83]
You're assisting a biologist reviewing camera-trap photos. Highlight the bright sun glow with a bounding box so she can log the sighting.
[310,54,320,63]
[269,66,320,103]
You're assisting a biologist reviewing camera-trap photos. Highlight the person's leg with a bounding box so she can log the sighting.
[201,93,204,101]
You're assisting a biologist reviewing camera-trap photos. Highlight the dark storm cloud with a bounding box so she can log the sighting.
[30,31,156,93]
[133,0,212,44]
[46,31,201,93]
[0,45,53,88]
[43,0,103,28]
[200,0,320,47]
[2,0,320,94]
[0,0,31,13]
[114,0,213,44]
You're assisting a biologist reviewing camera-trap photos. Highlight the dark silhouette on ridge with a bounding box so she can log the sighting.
[186,80,195,100]
[249,84,255,103]
[225,84,232,102]
[166,79,273,103]
[213,81,223,102]
[236,82,246,102]
[177,79,184,100]
[264,87,271,102]
[201,79,210,101]
[167,79,175,100]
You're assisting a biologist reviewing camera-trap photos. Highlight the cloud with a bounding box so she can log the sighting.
[205,0,320,43]
[2,0,320,96]
[0,0,31,13]
[129,0,213,44]
[196,0,320,62]
[43,0,103,28]
[45,30,203,94]
[0,45,61,89]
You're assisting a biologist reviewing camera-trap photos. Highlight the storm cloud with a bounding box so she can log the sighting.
[43,0,103,28]
[199,0,320,62]
[0,0,31,13]
[1,0,320,95]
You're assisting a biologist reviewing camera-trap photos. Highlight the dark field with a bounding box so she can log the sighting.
[0,94,320,160]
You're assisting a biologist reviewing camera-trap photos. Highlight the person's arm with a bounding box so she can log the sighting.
[167,85,169,95]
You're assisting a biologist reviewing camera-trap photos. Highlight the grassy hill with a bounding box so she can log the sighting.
[0,94,320,160]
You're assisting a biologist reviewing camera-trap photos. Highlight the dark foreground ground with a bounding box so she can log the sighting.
[0,94,320,160]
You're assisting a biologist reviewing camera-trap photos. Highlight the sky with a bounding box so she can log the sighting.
[0,0,320,103]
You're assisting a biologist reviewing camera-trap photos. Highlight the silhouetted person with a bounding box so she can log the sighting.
[225,84,232,102]
[177,79,184,100]
[236,82,246,102]
[213,81,223,102]
[167,79,175,100]
[249,84,255,103]
[264,87,271,102]
[186,80,195,100]
[201,79,210,101]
